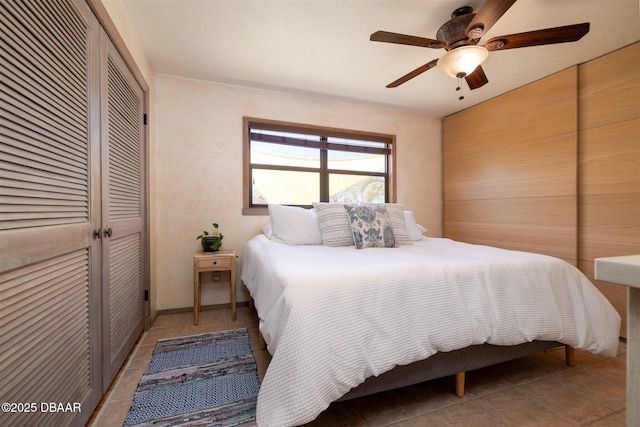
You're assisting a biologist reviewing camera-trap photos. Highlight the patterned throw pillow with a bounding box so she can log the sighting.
[344,204,396,249]
[367,203,411,244]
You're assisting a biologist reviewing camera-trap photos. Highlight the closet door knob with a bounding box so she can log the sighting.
[105,228,113,238]
[94,229,102,239]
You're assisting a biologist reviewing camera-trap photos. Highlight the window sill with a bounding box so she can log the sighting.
[243,207,269,216]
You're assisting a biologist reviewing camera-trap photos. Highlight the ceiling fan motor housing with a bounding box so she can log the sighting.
[436,10,476,50]
[451,5,474,18]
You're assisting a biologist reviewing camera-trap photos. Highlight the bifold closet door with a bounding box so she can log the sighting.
[0,0,102,426]
[100,33,145,388]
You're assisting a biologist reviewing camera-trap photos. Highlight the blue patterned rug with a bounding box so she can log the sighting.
[123,328,259,426]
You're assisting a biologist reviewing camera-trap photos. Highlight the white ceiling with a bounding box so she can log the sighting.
[118,0,640,117]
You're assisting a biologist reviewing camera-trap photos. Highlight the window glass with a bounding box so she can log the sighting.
[244,119,394,212]
[252,169,319,205]
[251,141,320,168]
[329,175,385,204]
[327,150,386,173]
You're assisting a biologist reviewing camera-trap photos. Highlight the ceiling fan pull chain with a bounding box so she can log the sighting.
[456,76,464,100]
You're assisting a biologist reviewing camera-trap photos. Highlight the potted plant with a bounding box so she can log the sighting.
[196,223,224,252]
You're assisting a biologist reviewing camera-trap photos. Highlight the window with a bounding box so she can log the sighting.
[243,118,395,214]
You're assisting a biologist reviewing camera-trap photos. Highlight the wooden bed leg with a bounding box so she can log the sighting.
[258,330,266,350]
[455,372,465,397]
[565,345,575,366]
[243,281,254,310]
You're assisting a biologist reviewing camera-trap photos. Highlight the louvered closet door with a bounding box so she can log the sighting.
[100,34,145,387]
[0,0,102,426]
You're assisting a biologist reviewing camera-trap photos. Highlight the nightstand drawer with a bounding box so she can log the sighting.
[197,256,232,269]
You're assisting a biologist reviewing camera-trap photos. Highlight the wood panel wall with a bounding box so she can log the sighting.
[578,43,640,337]
[443,43,639,337]
[443,67,578,264]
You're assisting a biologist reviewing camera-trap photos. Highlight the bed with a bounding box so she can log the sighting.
[241,203,621,426]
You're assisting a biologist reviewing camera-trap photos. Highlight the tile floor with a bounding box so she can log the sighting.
[88,306,627,426]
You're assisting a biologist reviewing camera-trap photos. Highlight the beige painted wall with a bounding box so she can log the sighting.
[154,74,442,311]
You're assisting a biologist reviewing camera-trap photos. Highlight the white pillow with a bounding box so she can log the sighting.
[312,202,354,247]
[268,204,322,245]
[404,211,427,240]
[261,223,273,239]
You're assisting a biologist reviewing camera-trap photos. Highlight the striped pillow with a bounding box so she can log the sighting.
[312,202,354,246]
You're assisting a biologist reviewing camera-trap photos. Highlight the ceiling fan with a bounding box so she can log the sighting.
[370,0,590,93]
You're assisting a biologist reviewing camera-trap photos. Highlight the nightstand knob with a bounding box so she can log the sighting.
[213,261,217,265]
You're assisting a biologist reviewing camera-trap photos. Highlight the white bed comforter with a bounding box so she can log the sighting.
[241,235,620,426]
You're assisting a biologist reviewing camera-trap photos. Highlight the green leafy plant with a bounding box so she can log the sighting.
[196,223,224,252]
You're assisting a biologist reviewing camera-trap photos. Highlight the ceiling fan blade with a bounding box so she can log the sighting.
[386,59,439,88]
[465,0,517,40]
[370,31,444,49]
[465,66,489,90]
[485,22,590,51]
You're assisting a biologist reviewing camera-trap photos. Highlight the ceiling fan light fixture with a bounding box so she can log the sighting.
[437,45,489,78]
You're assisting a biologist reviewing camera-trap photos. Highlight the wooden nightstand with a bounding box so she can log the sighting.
[194,250,236,324]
